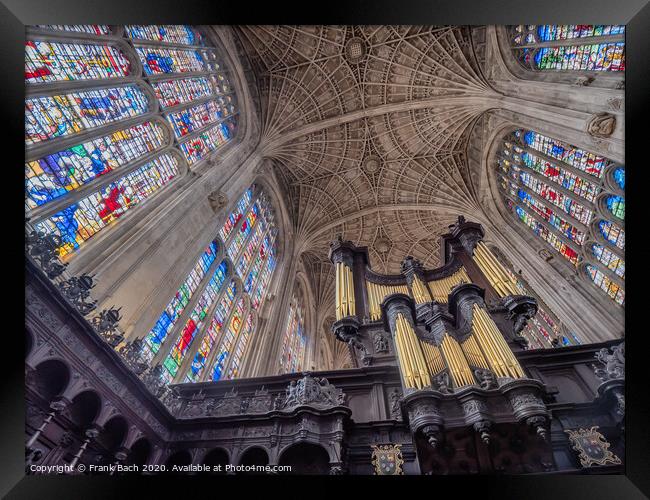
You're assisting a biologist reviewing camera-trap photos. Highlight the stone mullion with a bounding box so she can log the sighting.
[236,312,259,378]
[500,168,591,233]
[511,34,624,51]
[149,249,226,366]
[198,284,244,383]
[219,298,253,380]
[170,266,235,384]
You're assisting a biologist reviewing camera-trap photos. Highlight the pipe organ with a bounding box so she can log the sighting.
[329,216,550,450]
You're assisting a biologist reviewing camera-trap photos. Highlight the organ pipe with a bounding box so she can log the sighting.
[335,262,356,320]
[473,241,519,297]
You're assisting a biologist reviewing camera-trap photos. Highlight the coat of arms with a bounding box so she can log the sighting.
[565,426,621,468]
[371,444,404,475]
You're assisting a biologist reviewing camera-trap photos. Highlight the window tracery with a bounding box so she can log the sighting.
[25,25,238,258]
[497,129,624,305]
[509,25,625,72]
[142,184,279,383]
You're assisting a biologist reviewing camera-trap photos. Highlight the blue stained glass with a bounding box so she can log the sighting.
[613,167,625,189]
[606,195,625,219]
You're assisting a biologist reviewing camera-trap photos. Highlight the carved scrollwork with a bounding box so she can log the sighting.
[593,342,624,382]
[281,374,346,410]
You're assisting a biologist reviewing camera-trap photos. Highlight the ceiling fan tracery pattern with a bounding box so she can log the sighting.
[235,25,494,309]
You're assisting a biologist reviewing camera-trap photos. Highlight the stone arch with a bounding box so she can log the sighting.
[67,390,102,429]
[127,437,152,466]
[238,446,270,471]
[201,447,230,472]
[33,359,71,401]
[278,442,332,474]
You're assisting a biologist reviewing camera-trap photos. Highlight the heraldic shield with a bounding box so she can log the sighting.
[565,426,621,468]
[371,444,404,475]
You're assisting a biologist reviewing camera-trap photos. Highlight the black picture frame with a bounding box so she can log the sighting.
[4,0,648,497]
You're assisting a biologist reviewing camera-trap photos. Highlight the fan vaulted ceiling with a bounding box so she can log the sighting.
[234,25,496,296]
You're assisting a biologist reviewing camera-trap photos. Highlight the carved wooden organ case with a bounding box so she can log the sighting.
[328,217,554,468]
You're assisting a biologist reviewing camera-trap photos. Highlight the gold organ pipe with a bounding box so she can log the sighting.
[396,317,417,388]
[478,242,519,296]
[474,306,518,378]
[440,334,473,387]
[346,266,356,317]
[393,325,413,388]
[461,335,489,370]
[395,314,430,389]
[365,281,409,321]
[471,305,507,377]
[474,247,508,296]
[426,268,472,303]
[399,315,429,389]
[419,340,445,376]
[335,263,342,320]
[476,306,525,378]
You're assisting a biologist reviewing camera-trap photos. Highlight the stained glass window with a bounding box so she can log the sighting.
[498,129,624,306]
[279,298,306,374]
[512,204,580,266]
[35,153,180,257]
[586,265,624,305]
[598,220,625,250]
[142,240,218,361]
[211,296,245,381]
[522,130,607,178]
[227,200,260,261]
[125,25,204,46]
[26,86,149,145]
[219,188,253,242]
[26,121,167,209]
[144,184,278,384]
[511,25,625,72]
[135,46,207,75]
[605,195,625,220]
[161,260,228,383]
[226,313,254,380]
[185,280,237,382]
[152,77,211,108]
[501,179,586,245]
[591,244,625,278]
[165,99,234,139]
[178,117,237,164]
[613,167,625,190]
[25,41,131,83]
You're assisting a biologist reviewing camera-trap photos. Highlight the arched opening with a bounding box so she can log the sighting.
[127,438,151,466]
[165,450,192,471]
[201,448,229,473]
[33,359,70,401]
[238,447,269,474]
[279,443,330,475]
[94,416,129,465]
[68,391,102,429]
